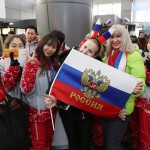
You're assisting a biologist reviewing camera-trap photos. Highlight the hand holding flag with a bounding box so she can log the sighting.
[44,94,57,131]
[44,94,57,109]
[49,49,138,118]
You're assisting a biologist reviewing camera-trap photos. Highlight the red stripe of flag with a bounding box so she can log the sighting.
[51,80,121,118]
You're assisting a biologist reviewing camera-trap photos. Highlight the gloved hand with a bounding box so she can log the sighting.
[9,52,20,66]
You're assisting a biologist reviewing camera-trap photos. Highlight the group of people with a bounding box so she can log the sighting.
[130,32,149,53]
[45,24,146,150]
[124,32,150,150]
[0,23,148,150]
[0,25,68,149]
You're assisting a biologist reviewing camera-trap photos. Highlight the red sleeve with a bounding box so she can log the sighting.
[135,97,150,110]
[3,66,21,90]
[137,41,143,49]
[146,68,150,85]
[0,76,4,91]
[21,62,38,93]
[0,89,5,103]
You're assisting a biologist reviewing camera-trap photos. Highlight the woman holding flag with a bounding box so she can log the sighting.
[44,19,115,150]
[101,24,145,150]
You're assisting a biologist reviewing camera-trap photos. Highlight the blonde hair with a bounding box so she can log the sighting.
[106,24,134,56]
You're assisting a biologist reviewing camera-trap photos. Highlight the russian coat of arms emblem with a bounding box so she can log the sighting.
[80,69,110,99]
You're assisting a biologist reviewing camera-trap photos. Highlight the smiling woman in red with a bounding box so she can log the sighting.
[21,32,61,150]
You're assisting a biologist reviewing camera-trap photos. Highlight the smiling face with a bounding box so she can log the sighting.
[109,31,122,50]
[9,37,24,49]
[79,39,99,58]
[43,42,57,58]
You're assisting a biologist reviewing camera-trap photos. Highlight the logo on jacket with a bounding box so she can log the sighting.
[80,69,110,99]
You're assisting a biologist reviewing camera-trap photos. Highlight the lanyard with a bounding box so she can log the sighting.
[46,62,55,83]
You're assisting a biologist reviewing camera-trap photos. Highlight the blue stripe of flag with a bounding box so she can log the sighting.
[94,24,101,32]
[106,20,111,26]
[103,31,111,40]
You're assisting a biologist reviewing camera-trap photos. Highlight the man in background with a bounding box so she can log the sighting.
[25,26,40,54]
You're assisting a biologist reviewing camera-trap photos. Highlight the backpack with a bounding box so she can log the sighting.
[0,92,32,150]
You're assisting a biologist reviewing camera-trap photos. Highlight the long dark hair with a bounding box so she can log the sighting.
[35,33,60,74]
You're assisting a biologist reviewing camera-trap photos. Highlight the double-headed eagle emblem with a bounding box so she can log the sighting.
[80,69,110,99]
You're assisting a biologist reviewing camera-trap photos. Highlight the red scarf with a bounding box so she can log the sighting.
[108,50,120,67]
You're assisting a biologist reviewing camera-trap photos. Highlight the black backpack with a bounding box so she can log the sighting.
[0,92,32,150]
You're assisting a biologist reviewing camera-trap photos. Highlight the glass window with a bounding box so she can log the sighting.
[2,28,11,34]
[133,10,146,22]
[133,0,150,10]
[133,0,150,22]
[133,10,150,22]
[93,4,98,16]
[112,3,121,18]
[146,10,150,22]
[94,3,121,18]
[16,28,25,35]
[98,4,112,15]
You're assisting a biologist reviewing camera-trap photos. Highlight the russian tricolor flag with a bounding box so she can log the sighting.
[123,17,130,24]
[92,18,101,38]
[50,49,138,118]
[98,28,115,44]
[106,19,113,26]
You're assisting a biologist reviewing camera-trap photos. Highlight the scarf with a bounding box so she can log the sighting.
[108,50,127,71]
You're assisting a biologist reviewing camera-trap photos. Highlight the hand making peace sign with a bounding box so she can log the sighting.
[26,51,37,65]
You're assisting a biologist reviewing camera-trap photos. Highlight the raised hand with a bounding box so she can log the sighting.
[27,51,37,65]
[35,34,41,43]
[9,52,20,66]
